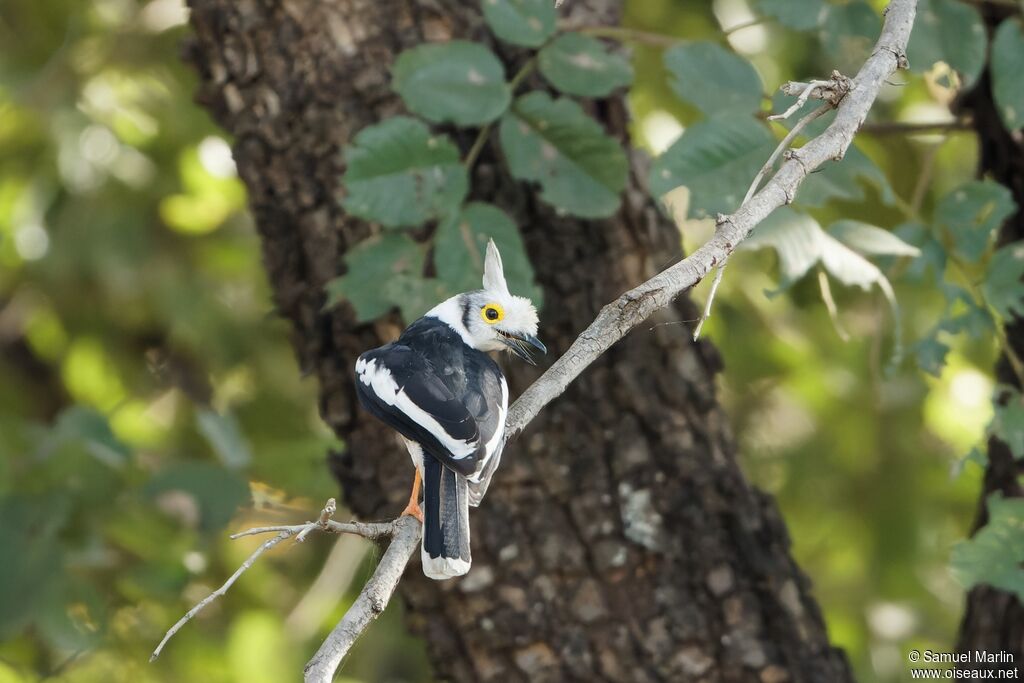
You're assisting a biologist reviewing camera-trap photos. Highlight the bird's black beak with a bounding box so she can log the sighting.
[501,332,547,365]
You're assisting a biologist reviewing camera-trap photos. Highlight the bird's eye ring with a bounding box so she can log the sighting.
[481,303,504,323]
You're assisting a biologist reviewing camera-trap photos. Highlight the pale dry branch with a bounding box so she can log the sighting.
[157,1,918,679]
[150,499,395,662]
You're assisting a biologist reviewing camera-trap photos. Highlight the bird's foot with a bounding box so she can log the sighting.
[401,500,424,524]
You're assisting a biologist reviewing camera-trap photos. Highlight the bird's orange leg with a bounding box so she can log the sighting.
[400,469,424,523]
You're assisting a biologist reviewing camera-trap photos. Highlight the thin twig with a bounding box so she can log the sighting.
[573,25,680,48]
[151,500,395,662]
[818,270,851,341]
[692,102,833,340]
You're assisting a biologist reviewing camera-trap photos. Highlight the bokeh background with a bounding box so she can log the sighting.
[0,0,992,681]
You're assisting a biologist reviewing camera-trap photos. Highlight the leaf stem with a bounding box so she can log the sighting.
[573,25,681,48]
[464,58,537,171]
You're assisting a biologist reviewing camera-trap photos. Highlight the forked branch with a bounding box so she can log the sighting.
[155,1,918,680]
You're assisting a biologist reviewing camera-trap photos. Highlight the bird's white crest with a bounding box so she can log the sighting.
[482,239,510,296]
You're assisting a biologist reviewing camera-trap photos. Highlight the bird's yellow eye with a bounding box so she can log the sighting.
[481,303,504,324]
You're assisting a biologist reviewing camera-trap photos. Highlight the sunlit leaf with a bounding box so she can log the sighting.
[938,180,1016,263]
[650,115,775,218]
[663,42,762,116]
[341,117,467,228]
[481,0,557,47]
[538,33,633,98]
[434,202,542,306]
[499,92,627,218]
[392,42,510,126]
[907,0,987,87]
[983,243,1024,321]
[951,493,1024,600]
[828,220,921,258]
[741,208,822,290]
[991,19,1024,130]
[757,0,826,30]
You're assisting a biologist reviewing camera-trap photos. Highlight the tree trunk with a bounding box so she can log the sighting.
[955,2,1024,667]
[184,1,853,680]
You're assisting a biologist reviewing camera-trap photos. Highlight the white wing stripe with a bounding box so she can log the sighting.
[356,358,477,459]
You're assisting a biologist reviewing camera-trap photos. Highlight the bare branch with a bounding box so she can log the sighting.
[160,2,918,679]
[505,0,917,438]
[150,500,395,662]
[303,515,421,683]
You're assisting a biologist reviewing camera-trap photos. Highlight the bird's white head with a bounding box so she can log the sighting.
[427,239,545,364]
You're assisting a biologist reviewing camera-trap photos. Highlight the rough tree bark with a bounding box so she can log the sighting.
[955,2,1024,668]
[184,1,853,680]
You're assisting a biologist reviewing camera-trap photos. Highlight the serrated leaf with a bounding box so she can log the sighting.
[828,220,921,257]
[196,408,252,470]
[741,208,823,289]
[992,387,1024,458]
[798,144,897,208]
[538,33,633,98]
[325,232,438,322]
[341,117,467,228]
[434,202,543,306]
[951,493,1024,601]
[992,19,1024,130]
[912,334,950,377]
[481,0,556,48]
[820,1,880,73]
[650,115,775,218]
[938,180,1016,263]
[907,0,987,87]
[393,42,510,126]
[757,0,826,30]
[663,42,762,116]
[983,243,1024,320]
[895,221,947,284]
[144,462,250,532]
[500,92,627,218]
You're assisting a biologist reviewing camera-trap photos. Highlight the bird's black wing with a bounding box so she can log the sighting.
[355,345,483,477]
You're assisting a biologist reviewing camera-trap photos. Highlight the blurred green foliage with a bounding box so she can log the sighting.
[0,0,427,680]
[1,0,1022,682]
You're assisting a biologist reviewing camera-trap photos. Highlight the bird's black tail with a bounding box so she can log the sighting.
[421,453,471,580]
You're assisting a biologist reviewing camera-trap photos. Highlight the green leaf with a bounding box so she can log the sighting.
[481,0,557,48]
[434,202,543,306]
[341,117,467,228]
[951,493,1024,601]
[992,19,1024,130]
[650,115,775,218]
[663,42,763,116]
[757,0,826,30]
[538,33,634,98]
[983,243,1024,321]
[741,208,822,289]
[912,333,950,377]
[324,232,442,322]
[820,1,880,73]
[938,180,1016,263]
[798,144,897,208]
[992,387,1024,458]
[906,0,987,87]
[53,406,129,469]
[196,408,252,470]
[894,221,947,284]
[0,496,68,639]
[499,92,627,218]
[828,220,921,258]
[144,461,250,532]
[392,42,510,126]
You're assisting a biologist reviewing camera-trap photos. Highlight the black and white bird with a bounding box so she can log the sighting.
[354,240,545,580]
